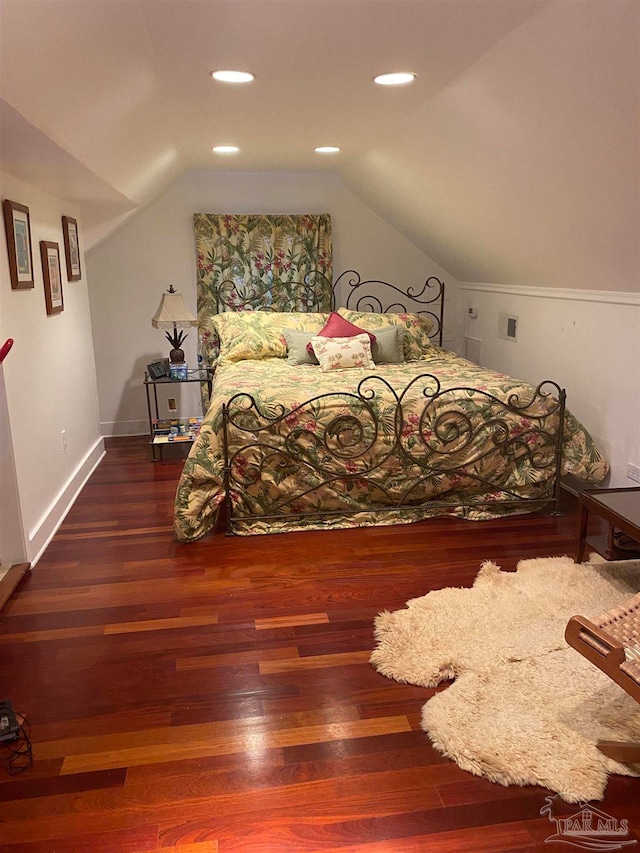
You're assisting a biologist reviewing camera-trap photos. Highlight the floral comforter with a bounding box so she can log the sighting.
[174,351,608,540]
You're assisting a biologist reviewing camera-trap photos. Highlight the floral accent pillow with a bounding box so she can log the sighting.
[213,311,328,363]
[311,333,375,372]
[337,308,436,361]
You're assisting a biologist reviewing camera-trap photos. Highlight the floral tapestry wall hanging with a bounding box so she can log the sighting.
[193,213,332,406]
[195,211,331,315]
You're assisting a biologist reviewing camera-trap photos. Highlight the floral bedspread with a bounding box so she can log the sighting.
[174,351,608,541]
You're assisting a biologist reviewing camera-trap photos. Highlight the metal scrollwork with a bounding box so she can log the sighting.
[215,270,333,314]
[330,270,445,346]
[222,375,566,533]
[212,268,445,346]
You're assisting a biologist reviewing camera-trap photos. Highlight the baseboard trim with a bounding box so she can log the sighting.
[0,563,30,611]
[459,282,640,307]
[101,420,148,437]
[28,436,105,566]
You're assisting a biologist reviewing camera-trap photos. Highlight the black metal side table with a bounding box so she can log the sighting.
[144,367,213,461]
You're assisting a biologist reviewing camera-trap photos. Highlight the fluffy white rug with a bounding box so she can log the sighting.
[370,555,640,802]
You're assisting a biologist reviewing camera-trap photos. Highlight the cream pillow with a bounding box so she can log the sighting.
[311,333,375,372]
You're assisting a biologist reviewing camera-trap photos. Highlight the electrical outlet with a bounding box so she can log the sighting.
[168,397,177,413]
[627,463,640,483]
[61,429,67,453]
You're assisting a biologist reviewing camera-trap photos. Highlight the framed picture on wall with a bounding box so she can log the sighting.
[3,199,35,290]
[40,241,64,315]
[61,215,81,280]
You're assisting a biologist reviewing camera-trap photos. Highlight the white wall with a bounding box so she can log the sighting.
[86,170,457,435]
[461,283,640,487]
[0,173,103,565]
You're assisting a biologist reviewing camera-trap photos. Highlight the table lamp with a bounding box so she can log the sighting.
[151,285,197,365]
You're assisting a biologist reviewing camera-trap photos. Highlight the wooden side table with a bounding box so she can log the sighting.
[575,486,640,563]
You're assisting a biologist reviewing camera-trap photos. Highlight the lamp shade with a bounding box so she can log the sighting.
[151,288,197,329]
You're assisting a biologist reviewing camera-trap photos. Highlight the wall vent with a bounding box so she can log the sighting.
[498,313,518,342]
[464,336,482,365]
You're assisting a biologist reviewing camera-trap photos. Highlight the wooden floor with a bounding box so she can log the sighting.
[0,436,638,852]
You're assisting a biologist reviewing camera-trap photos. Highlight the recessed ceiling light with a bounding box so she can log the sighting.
[212,145,240,154]
[210,70,254,83]
[373,72,416,86]
[314,146,341,154]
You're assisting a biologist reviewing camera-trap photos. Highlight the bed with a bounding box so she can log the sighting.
[174,271,608,541]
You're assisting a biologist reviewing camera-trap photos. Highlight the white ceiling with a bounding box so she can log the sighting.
[0,0,638,289]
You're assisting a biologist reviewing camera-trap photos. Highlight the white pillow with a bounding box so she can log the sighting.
[310,333,374,372]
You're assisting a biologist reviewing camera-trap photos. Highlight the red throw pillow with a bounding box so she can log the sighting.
[306,311,376,353]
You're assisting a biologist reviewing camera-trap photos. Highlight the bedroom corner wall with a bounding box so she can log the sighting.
[86,170,459,437]
[459,283,640,488]
[0,172,104,566]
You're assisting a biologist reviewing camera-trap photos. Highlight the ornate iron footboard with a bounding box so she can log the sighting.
[222,374,566,535]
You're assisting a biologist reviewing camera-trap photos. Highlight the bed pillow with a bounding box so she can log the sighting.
[337,308,436,361]
[371,326,405,364]
[213,311,328,363]
[306,311,376,354]
[283,328,319,365]
[311,333,375,372]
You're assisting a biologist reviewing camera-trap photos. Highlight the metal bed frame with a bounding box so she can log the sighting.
[210,270,566,535]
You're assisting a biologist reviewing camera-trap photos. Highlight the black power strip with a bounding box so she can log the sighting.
[0,700,33,774]
[0,699,20,742]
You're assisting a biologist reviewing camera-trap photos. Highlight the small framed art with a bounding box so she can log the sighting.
[61,215,81,280]
[40,241,64,315]
[3,199,34,290]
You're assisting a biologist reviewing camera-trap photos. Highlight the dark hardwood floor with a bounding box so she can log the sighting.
[0,436,638,852]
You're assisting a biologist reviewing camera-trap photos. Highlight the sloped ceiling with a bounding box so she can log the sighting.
[0,0,637,290]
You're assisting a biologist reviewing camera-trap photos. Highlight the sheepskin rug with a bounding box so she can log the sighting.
[370,555,640,802]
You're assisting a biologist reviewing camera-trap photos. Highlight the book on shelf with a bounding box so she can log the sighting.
[152,418,178,435]
[151,416,203,442]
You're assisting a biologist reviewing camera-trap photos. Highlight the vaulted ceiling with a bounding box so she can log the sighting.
[0,0,638,290]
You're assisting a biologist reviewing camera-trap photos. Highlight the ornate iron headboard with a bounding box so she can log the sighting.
[332,269,444,347]
[211,269,445,345]
[212,273,333,315]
